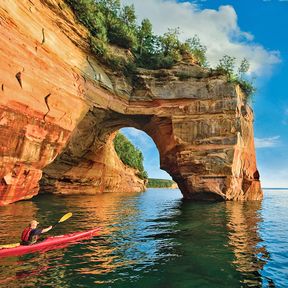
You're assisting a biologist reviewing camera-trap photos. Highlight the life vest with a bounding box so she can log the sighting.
[21,227,32,242]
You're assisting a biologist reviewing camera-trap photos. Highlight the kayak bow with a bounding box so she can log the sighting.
[0,228,100,258]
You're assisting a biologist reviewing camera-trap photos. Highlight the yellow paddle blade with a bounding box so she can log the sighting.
[0,243,20,249]
[58,212,72,223]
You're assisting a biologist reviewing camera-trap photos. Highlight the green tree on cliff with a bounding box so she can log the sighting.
[216,55,236,79]
[217,55,256,99]
[136,28,184,69]
[237,58,256,98]
[65,0,209,69]
[180,35,208,66]
[98,0,121,15]
[238,58,250,77]
[66,0,107,41]
[65,0,255,97]
[98,0,138,49]
[121,4,137,26]
[113,132,148,180]
[136,18,154,56]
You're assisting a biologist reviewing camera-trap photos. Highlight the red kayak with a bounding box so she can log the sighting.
[0,228,100,258]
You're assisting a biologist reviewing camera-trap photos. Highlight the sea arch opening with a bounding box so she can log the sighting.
[40,105,235,201]
[120,127,171,178]
[40,107,181,196]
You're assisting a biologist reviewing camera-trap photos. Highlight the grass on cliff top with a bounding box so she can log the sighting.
[65,0,255,101]
[65,0,207,69]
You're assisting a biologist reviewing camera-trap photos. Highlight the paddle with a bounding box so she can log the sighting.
[52,212,73,227]
[0,243,20,249]
[0,212,73,249]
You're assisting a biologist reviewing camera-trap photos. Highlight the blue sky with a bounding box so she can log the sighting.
[121,0,288,187]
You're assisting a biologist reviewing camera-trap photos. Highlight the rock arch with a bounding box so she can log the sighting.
[0,0,262,205]
[41,96,262,201]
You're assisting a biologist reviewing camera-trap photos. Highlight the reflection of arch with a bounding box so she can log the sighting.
[225,201,271,286]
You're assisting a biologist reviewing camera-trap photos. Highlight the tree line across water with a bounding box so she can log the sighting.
[147,178,176,188]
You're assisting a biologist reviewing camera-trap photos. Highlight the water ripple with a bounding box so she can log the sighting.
[0,189,287,287]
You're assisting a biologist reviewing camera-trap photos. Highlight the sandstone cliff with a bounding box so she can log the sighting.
[0,0,262,205]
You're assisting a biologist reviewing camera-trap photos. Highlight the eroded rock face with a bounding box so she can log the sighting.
[0,0,262,205]
[41,113,146,195]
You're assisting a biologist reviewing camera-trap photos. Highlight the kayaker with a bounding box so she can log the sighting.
[21,220,52,245]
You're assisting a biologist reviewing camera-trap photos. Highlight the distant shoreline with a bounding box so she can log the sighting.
[263,188,288,190]
[147,184,288,190]
[147,178,178,189]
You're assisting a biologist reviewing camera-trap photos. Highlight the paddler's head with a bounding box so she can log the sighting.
[30,220,39,229]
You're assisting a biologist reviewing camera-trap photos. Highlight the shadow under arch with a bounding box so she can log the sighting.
[40,107,181,196]
[39,103,258,201]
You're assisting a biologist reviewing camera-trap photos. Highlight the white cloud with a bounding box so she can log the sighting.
[258,166,288,188]
[122,0,281,76]
[255,136,280,148]
[121,127,143,138]
[120,127,154,149]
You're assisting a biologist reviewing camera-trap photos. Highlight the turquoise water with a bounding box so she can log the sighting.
[0,189,287,287]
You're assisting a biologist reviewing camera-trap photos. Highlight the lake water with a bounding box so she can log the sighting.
[0,188,287,287]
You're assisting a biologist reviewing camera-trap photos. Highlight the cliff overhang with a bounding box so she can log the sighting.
[0,0,262,205]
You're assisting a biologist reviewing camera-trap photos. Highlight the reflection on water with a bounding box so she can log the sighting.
[0,189,287,287]
[226,202,267,287]
[0,201,38,245]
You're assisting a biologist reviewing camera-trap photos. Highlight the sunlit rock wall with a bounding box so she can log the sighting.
[0,0,262,205]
